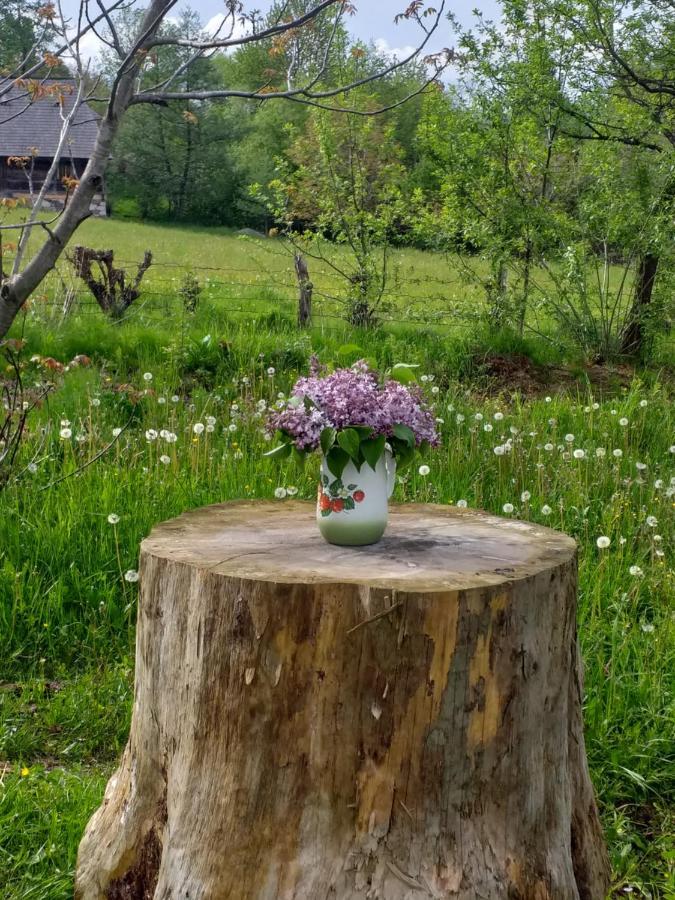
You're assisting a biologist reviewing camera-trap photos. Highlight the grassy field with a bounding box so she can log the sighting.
[0,216,674,898]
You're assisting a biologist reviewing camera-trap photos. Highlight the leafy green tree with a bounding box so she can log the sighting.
[258,97,410,325]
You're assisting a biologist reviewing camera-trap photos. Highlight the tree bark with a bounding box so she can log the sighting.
[75,502,610,900]
[620,252,659,356]
[295,252,313,327]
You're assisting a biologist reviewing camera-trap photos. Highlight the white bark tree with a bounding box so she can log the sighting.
[0,0,447,338]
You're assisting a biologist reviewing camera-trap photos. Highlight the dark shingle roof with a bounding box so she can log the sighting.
[0,80,100,158]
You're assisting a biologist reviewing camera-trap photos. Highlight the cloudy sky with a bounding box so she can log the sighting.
[60,0,501,63]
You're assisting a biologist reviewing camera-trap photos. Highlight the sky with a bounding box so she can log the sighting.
[59,0,502,64]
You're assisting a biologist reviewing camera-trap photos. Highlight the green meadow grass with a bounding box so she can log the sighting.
[0,220,673,898]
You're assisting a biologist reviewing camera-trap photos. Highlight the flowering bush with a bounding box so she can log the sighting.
[266,360,438,478]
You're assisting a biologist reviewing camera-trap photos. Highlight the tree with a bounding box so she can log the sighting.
[259,94,410,325]
[0,0,447,338]
[513,0,675,355]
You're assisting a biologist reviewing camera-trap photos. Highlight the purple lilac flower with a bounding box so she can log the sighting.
[267,361,439,451]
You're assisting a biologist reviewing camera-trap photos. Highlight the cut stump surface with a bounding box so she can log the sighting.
[76,502,610,900]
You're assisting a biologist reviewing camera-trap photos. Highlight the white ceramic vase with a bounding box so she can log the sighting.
[316,449,396,546]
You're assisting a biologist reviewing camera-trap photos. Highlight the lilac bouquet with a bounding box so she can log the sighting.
[266,359,438,478]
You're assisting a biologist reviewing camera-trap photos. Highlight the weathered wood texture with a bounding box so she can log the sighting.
[76,502,610,900]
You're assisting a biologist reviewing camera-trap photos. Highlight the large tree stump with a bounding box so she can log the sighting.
[76,502,610,900]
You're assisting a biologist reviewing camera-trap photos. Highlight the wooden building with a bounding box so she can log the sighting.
[0,80,103,208]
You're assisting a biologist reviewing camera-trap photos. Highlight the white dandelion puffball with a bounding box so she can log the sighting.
[112,427,122,438]
[654,479,663,489]
[596,447,606,458]
[145,429,158,441]
[455,414,465,424]
[592,402,600,410]
[59,427,72,439]
[565,433,575,443]
[456,499,468,508]
[206,416,217,426]
[635,462,647,471]
[646,516,658,528]
[124,570,139,583]
[494,411,504,421]
[520,491,531,502]
[274,487,287,499]
[613,449,623,458]
[165,432,177,443]
[641,622,655,633]
[107,513,120,525]
[193,423,205,435]
[573,449,586,459]
[502,503,514,514]
[160,455,171,465]
[267,367,276,376]
[431,386,440,395]
[143,372,153,382]
[91,397,101,407]
[619,417,628,426]
[286,486,298,496]
[418,464,430,476]
[228,423,237,432]
[639,399,648,408]
[544,443,554,452]
[545,396,552,403]
[629,565,644,577]
[541,505,552,516]
[474,412,483,421]
[596,536,610,549]
[171,395,180,403]
[484,423,493,432]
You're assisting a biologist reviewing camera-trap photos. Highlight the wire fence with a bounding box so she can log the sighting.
[6,250,675,349]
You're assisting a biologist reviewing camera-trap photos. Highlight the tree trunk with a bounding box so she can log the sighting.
[620,252,659,356]
[75,502,610,900]
[295,252,313,327]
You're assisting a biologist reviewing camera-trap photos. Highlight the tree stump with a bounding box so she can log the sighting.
[76,502,610,900]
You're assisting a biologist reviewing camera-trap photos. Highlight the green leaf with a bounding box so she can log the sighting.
[320,427,337,455]
[263,442,292,459]
[291,447,307,468]
[390,367,417,385]
[350,425,373,440]
[320,508,331,518]
[392,423,415,448]
[326,446,349,480]
[361,434,386,471]
[337,428,361,462]
[343,496,355,511]
[336,343,363,364]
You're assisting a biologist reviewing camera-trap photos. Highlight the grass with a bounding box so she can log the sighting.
[0,217,674,898]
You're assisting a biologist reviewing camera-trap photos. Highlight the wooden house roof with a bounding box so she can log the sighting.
[0,80,100,159]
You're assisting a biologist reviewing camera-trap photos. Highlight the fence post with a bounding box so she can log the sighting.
[294,253,312,328]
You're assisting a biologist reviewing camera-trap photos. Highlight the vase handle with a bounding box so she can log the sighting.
[385,449,396,499]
